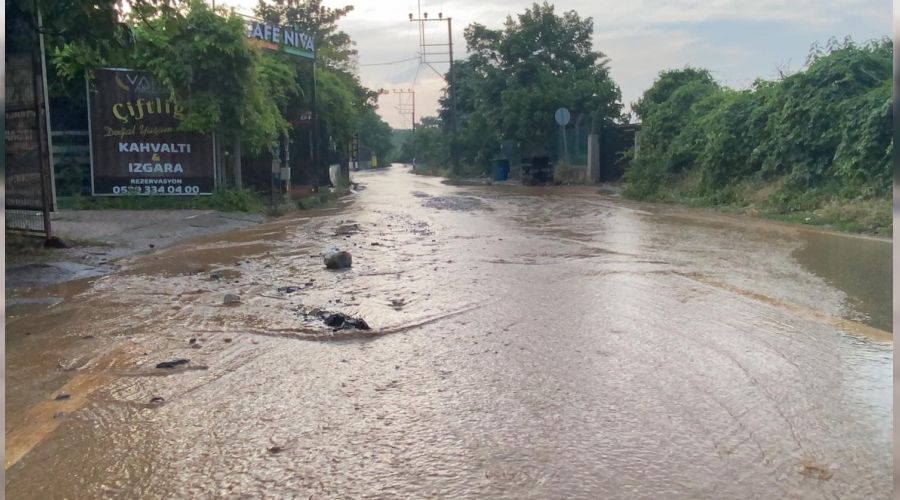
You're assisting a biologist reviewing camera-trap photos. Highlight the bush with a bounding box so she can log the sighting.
[59,188,265,212]
[625,37,892,212]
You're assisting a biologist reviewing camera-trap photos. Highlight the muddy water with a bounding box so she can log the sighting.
[5,165,892,499]
[793,230,891,332]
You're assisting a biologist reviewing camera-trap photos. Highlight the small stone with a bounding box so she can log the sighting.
[189,338,197,345]
[268,446,284,454]
[323,250,352,269]
[55,393,71,400]
[149,396,165,404]
[149,243,156,248]
[224,294,241,305]
[224,338,233,343]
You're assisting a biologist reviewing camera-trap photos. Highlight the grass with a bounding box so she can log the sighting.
[410,164,452,178]
[627,172,892,237]
[56,185,358,218]
[5,232,114,264]
[554,163,589,184]
[762,198,892,237]
[58,188,266,213]
[295,190,342,210]
[6,232,50,260]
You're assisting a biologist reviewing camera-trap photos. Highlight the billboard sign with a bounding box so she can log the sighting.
[88,68,215,195]
[246,21,315,59]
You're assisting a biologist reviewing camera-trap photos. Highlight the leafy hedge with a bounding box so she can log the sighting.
[625,37,892,208]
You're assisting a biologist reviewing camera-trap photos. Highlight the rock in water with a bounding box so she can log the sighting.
[344,318,370,330]
[224,293,241,305]
[324,250,352,269]
[321,312,370,331]
[44,236,68,249]
[323,314,346,328]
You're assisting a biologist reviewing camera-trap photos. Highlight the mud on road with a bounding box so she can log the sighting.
[5,165,892,499]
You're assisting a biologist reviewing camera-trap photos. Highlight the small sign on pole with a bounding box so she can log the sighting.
[555,107,571,165]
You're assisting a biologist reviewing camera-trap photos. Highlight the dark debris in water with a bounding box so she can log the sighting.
[300,308,371,331]
[323,313,370,331]
[277,282,314,294]
[156,359,190,369]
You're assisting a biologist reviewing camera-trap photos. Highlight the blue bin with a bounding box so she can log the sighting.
[493,159,510,181]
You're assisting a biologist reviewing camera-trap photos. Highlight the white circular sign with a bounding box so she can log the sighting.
[555,107,571,126]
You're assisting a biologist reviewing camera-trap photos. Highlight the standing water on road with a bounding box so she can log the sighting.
[5,165,892,499]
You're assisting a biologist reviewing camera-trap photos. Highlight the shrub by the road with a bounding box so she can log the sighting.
[61,188,265,212]
[625,37,892,234]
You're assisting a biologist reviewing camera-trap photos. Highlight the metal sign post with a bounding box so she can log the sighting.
[555,107,571,165]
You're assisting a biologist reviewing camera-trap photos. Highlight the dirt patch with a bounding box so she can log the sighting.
[422,196,486,212]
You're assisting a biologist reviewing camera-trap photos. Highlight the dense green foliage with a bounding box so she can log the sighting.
[358,108,394,164]
[396,117,450,170]
[405,2,622,173]
[625,37,892,226]
[255,0,392,161]
[53,1,297,152]
[49,0,392,173]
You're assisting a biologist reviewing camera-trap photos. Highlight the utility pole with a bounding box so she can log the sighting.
[409,11,458,173]
[393,88,415,170]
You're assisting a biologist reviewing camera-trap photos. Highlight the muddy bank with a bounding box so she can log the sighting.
[6,209,265,292]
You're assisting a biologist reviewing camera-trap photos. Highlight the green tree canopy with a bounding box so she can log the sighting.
[625,37,892,207]
[438,1,623,170]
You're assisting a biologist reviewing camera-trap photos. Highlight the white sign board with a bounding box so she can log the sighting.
[555,107,571,126]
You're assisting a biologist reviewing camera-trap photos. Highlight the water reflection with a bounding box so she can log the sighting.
[793,230,891,332]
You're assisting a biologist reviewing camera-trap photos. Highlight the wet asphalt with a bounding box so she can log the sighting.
[4,165,892,499]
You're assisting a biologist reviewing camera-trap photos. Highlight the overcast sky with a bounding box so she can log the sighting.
[226,0,889,128]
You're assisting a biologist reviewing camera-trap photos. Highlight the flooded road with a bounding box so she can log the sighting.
[5,165,892,499]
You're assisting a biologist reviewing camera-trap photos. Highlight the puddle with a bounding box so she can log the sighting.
[793,230,891,332]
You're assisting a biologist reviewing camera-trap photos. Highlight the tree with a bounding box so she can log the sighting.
[53,0,297,152]
[439,2,622,171]
[358,109,393,164]
[624,36,892,206]
[255,0,392,166]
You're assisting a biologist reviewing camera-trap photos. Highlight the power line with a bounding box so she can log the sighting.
[359,56,420,67]
[408,10,458,172]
